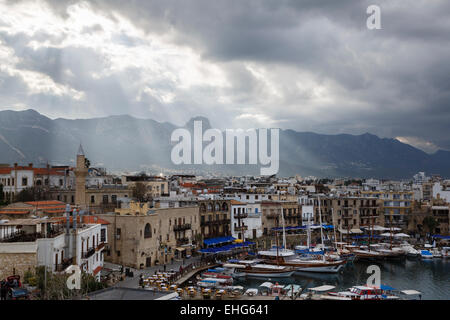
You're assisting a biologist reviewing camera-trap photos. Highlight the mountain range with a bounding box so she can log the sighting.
[0,109,449,179]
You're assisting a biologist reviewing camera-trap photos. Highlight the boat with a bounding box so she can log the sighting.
[261,195,346,273]
[431,248,443,258]
[222,260,295,278]
[258,249,346,273]
[328,286,399,300]
[420,250,433,259]
[399,244,421,258]
[442,247,450,259]
[352,248,388,260]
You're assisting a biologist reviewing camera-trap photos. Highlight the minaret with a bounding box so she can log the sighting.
[74,144,88,207]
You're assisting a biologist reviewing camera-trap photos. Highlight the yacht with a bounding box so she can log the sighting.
[222,260,295,278]
[258,249,346,273]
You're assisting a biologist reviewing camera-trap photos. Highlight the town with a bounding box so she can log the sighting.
[0,144,448,300]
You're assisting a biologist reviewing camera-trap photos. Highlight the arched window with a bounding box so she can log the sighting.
[222,203,228,211]
[144,223,152,238]
[215,203,220,211]
[200,204,206,213]
[207,203,213,211]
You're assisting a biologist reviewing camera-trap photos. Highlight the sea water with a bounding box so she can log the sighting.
[235,258,450,300]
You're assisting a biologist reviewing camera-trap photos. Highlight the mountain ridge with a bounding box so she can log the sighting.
[0,109,448,178]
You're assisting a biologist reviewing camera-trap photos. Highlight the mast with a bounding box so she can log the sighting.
[275,231,280,265]
[281,205,287,253]
[307,208,311,249]
[318,196,325,262]
[332,208,337,250]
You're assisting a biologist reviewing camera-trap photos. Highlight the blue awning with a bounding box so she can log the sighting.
[380,284,397,291]
[203,236,236,246]
[432,234,450,240]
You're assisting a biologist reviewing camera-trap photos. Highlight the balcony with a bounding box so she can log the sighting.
[173,223,191,231]
[234,225,248,232]
[234,213,248,219]
[55,257,74,272]
[82,247,96,259]
[176,237,190,246]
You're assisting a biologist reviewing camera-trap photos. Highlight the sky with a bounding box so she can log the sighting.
[0,0,449,153]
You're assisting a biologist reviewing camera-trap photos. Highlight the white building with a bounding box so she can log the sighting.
[433,182,450,203]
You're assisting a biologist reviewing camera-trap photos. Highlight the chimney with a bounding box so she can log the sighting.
[14,163,17,168]
[29,163,33,168]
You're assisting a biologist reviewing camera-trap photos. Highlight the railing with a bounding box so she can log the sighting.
[82,247,96,259]
[55,258,74,272]
[233,213,248,219]
[174,223,191,231]
[234,225,248,232]
[96,242,105,251]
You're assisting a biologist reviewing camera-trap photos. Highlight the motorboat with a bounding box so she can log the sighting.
[399,244,421,258]
[442,247,450,258]
[420,250,433,259]
[431,248,443,258]
[328,286,399,300]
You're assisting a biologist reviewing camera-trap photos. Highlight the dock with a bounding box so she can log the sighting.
[175,263,219,286]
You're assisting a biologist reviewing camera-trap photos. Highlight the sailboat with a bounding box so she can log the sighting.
[259,196,346,273]
[352,214,388,261]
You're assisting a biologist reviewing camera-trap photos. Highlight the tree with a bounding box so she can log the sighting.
[132,182,147,202]
[15,187,49,202]
[34,266,108,300]
[422,216,439,234]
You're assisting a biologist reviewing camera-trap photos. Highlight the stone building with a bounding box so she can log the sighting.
[198,199,231,240]
[99,206,200,268]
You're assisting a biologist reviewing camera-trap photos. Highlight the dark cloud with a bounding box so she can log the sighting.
[1,0,449,153]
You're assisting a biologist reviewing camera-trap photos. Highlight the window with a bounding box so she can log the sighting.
[111,195,117,203]
[101,229,106,242]
[116,228,121,240]
[22,177,28,186]
[91,195,95,203]
[103,195,109,204]
[71,195,74,203]
[59,179,63,186]
[144,223,152,238]
[117,251,121,257]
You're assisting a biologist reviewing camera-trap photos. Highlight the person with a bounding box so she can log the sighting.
[0,281,7,301]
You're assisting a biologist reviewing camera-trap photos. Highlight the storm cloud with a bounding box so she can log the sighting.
[0,0,449,152]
